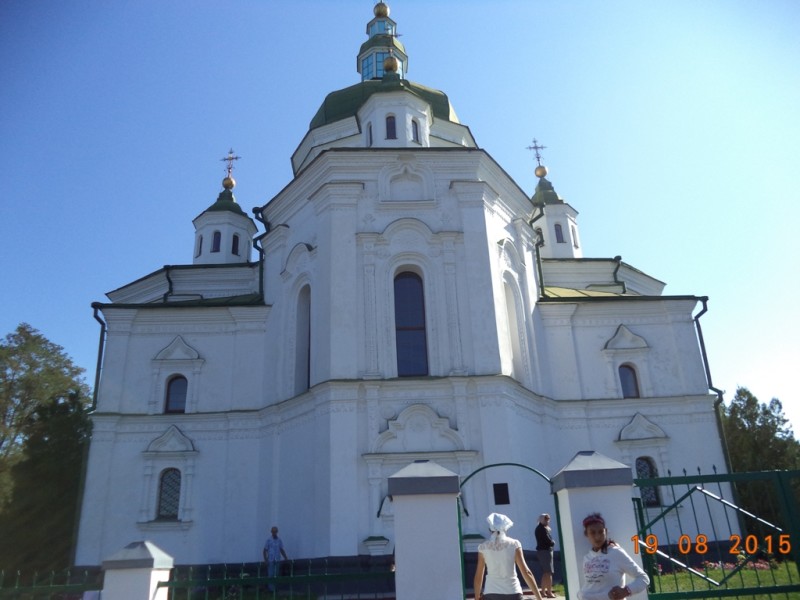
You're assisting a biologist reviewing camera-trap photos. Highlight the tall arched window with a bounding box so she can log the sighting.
[554,223,565,243]
[394,272,428,376]
[503,282,524,379]
[157,468,181,520]
[386,115,397,140]
[232,233,240,256]
[635,457,661,507]
[619,364,640,398]
[211,231,222,253]
[411,119,420,143]
[368,122,373,147]
[195,235,203,257]
[571,225,580,248]
[295,285,311,395]
[165,375,188,413]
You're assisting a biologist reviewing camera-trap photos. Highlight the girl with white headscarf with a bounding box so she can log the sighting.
[474,513,544,600]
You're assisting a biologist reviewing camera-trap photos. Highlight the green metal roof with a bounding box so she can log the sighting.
[543,286,630,298]
[197,188,248,218]
[309,78,459,130]
[358,34,406,57]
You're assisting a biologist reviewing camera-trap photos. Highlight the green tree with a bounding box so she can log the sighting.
[723,387,800,472]
[0,323,91,573]
[0,323,90,508]
[721,387,800,537]
[0,392,92,572]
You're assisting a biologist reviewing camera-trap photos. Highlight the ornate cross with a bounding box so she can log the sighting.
[220,148,241,177]
[526,138,547,166]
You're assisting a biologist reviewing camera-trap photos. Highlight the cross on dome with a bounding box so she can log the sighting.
[220,148,241,190]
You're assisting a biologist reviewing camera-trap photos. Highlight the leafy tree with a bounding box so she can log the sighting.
[723,387,800,472]
[0,324,91,573]
[0,392,92,572]
[0,323,90,508]
[721,387,800,538]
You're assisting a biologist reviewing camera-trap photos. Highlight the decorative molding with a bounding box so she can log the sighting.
[618,413,668,441]
[378,159,435,202]
[371,404,465,453]
[604,325,649,350]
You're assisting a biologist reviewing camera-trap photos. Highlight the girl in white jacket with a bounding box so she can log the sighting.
[578,513,650,600]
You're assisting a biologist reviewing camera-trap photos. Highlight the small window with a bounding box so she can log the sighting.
[571,225,580,248]
[195,235,203,258]
[619,364,640,398]
[411,120,420,143]
[165,375,187,413]
[232,233,240,256]
[157,468,181,520]
[368,122,373,147]
[394,272,428,376]
[493,483,510,505]
[386,115,397,140]
[554,223,565,243]
[211,231,221,253]
[636,457,661,507]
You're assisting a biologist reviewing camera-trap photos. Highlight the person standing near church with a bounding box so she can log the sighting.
[473,513,544,600]
[263,526,289,587]
[578,513,649,600]
[535,513,556,598]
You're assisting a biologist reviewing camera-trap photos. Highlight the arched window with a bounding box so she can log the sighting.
[165,375,188,413]
[232,233,240,256]
[394,272,428,376]
[157,468,181,520]
[411,119,420,143]
[368,122,373,147]
[571,225,580,248]
[211,231,221,253]
[503,282,524,379]
[295,285,311,395]
[554,223,565,243]
[195,235,203,257]
[635,457,661,507]
[619,364,640,398]
[386,115,397,140]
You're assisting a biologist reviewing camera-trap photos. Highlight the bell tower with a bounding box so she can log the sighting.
[192,150,257,265]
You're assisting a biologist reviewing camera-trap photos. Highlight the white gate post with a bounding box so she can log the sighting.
[101,541,174,600]
[389,460,463,600]
[551,451,647,600]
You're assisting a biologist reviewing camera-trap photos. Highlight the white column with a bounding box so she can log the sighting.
[551,451,648,600]
[389,461,463,600]
[101,541,174,600]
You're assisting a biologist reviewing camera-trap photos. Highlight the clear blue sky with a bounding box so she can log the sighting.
[1,1,798,438]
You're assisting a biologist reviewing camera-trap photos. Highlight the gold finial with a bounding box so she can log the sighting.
[220,148,241,189]
[383,48,398,73]
[374,2,390,18]
[526,138,548,178]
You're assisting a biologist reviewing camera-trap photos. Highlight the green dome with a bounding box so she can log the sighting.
[199,189,247,217]
[309,78,459,130]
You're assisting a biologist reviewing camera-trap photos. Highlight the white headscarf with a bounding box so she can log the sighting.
[487,512,514,538]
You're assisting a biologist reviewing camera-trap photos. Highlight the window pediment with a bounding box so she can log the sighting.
[372,404,463,453]
[154,336,202,361]
[604,325,648,351]
[144,425,197,456]
[618,413,667,441]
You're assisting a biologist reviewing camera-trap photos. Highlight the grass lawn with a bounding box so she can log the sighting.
[648,560,800,599]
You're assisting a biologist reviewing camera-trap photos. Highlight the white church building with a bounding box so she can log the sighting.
[75,3,729,566]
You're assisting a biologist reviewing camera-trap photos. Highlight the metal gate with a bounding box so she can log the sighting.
[459,463,564,600]
[633,469,800,599]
